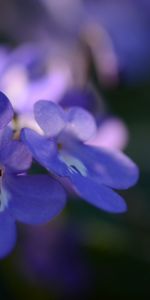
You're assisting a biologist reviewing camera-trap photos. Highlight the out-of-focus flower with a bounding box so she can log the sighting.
[0,44,73,111]
[87,117,129,150]
[22,100,139,213]
[81,21,119,86]
[0,92,66,258]
[0,42,88,132]
[18,219,91,295]
[39,0,150,83]
[1,0,150,85]
[83,0,150,82]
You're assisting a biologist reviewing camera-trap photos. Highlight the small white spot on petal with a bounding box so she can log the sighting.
[0,187,10,212]
[59,152,87,177]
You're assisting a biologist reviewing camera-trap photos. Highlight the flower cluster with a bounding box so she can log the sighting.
[0,92,66,258]
[0,91,139,258]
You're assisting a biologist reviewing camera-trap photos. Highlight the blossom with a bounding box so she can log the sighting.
[0,92,66,258]
[0,43,74,133]
[22,100,139,214]
[0,44,71,112]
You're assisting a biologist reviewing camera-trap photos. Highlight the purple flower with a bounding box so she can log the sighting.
[0,92,66,258]
[0,44,73,134]
[22,100,139,214]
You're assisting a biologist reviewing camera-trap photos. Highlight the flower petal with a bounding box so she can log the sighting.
[71,175,127,213]
[0,211,16,258]
[21,128,69,177]
[65,139,139,189]
[87,117,128,150]
[5,174,66,224]
[0,126,13,149]
[1,140,32,172]
[0,92,14,129]
[66,107,97,141]
[34,100,66,137]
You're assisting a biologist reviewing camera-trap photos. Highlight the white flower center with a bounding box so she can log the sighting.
[59,152,87,177]
[0,169,9,212]
[0,187,9,212]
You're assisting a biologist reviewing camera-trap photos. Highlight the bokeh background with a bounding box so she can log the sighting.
[0,0,150,299]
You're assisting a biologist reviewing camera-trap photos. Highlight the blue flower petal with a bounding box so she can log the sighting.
[0,92,14,129]
[0,126,13,149]
[0,211,16,258]
[66,107,96,141]
[70,174,127,213]
[1,140,32,172]
[5,174,66,224]
[21,128,69,177]
[64,138,139,189]
[34,100,66,137]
